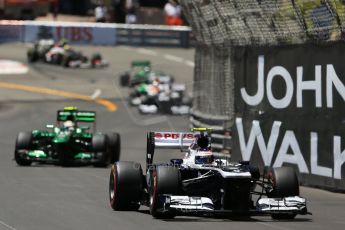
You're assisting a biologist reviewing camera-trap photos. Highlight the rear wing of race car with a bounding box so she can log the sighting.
[131,60,151,68]
[57,110,96,123]
[146,131,196,168]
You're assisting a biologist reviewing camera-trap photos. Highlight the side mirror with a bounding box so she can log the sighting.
[46,124,54,129]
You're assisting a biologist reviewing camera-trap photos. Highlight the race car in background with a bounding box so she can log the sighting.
[14,107,120,167]
[129,80,192,115]
[119,60,174,87]
[27,39,109,68]
[109,128,309,219]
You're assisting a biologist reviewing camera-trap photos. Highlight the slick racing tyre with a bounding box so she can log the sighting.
[92,134,108,167]
[120,73,130,87]
[51,54,63,65]
[109,161,142,210]
[268,167,299,220]
[91,53,102,68]
[106,133,121,163]
[14,132,33,166]
[150,166,181,219]
[27,50,38,63]
[61,54,71,67]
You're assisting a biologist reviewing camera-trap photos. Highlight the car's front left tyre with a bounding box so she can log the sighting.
[120,73,130,87]
[109,161,142,211]
[27,49,38,63]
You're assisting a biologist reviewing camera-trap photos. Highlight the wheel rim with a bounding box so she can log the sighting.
[109,166,117,203]
[268,171,275,187]
[150,175,157,208]
[109,176,115,200]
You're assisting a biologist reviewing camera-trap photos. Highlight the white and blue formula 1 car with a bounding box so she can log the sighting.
[109,128,310,219]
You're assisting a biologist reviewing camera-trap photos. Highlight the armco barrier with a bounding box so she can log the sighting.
[23,21,117,45]
[115,24,191,48]
[0,20,24,43]
[0,20,192,48]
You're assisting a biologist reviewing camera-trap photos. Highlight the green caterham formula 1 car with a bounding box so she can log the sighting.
[14,107,120,167]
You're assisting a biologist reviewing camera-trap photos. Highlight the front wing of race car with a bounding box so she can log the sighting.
[68,59,109,68]
[16,149,102,164]
[156,195,309,216]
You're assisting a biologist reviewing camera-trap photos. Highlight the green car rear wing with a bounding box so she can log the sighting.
[131,60,151,68]
[57,110,96,123]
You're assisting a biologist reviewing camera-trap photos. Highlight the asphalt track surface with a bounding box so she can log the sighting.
[0,43,344,230]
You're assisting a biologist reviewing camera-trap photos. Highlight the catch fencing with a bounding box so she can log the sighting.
[180,0,345,190]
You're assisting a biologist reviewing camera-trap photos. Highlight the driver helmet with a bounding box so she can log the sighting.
[196,133,210,151]
[152,78,160,87]
[63,114,75,130]
[58,38,68,47]
[63,120,74,130]
[63,44,71,50]
[193,132,213,164]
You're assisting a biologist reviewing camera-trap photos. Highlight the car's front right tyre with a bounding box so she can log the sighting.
[149,165,181,219]
[267,167,299,220]
[109,161,142,211]
[14,132,33,166]
[120,73,130,86]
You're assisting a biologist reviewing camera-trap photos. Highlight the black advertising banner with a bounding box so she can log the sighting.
[232,42,345,190]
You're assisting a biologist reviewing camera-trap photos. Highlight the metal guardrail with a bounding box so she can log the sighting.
[0,20,193,48]
[116,27,190,48]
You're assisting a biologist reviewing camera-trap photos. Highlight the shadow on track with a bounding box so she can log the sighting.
[136,209,312,223]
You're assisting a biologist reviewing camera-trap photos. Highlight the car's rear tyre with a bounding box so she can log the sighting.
[150,166,181,219]
[109,161,142,210]
[268,167,299,220]
[120,73,130,86]
[14,132,33,166]
[92,134,108,167]
[51,54,63,65]
[106,133,121,163]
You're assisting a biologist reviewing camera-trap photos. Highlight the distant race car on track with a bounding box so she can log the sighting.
[27,39,109,68]
[119,60,174,87]
[14,107,120,167]
[129,80,192,115]
[109,128,310,219]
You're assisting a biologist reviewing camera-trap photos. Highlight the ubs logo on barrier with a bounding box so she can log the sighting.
[56,27,92,43]
[233,43,345,186]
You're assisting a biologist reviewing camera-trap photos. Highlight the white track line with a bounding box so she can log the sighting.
[119,46,133,50]
[0,220,17,230]
[91,89,102,99]
[185,60,195,67]
[136,48,158,56]
[163,54,184,63]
